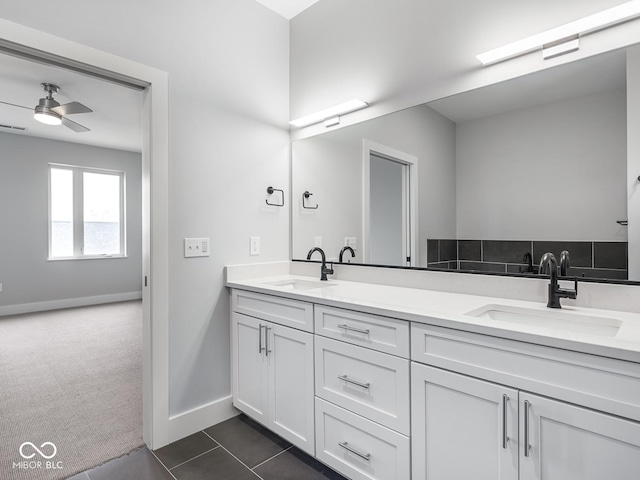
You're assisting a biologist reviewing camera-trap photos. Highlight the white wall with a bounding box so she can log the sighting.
[291,0,640,141]
[0,0,290,420]
[628,45,640,281]
[0,132,142,308]
[456,88,627,241]
[291,103,456,266]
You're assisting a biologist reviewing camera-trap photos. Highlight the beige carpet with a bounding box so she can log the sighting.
[0,301,144,480]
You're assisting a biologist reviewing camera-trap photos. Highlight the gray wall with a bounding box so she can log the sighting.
[292,103,456,267]
[0,132,142,305]
[292,137,362,262]
[456,88,627,241]
[0,0,290,418]
[628,46,640,281]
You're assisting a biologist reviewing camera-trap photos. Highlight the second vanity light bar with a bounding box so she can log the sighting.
[290,99,369,128]
[476,0,640,66]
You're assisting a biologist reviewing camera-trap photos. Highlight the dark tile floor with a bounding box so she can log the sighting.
[70,414,348,480]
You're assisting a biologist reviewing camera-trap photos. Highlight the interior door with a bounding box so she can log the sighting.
[520,392,640,480]
[369,153,409,266]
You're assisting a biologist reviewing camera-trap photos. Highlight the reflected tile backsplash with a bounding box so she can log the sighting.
[427,239,628,281]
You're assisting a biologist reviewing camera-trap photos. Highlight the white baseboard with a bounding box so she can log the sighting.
[0,291,143,317]
[167,395,237,445]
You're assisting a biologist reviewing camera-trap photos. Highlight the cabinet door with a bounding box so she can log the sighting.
[411,363,519,480]
[267,322,315,455]
[231,313,268,424]
[520,392,640,480]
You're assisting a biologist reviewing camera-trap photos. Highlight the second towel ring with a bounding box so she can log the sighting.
[266,186,284,207]
[302,191,318,209]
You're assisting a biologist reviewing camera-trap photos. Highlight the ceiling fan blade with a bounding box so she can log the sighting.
[0,100,32,111]
[51,101,93,116]
[61,116,90,133]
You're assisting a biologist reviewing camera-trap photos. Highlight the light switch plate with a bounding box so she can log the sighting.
[184,238,210,257]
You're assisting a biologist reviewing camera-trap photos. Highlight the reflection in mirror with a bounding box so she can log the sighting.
[292,48,637,283]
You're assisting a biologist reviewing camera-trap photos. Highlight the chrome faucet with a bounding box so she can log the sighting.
[339,246,355,263]
[307,247,334,281]
[539,252,577,308]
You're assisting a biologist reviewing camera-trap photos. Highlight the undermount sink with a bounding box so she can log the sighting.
[465,304,622,337]
[265,279,336,291]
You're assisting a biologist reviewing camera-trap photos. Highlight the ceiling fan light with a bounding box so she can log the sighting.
[34,110,62,126]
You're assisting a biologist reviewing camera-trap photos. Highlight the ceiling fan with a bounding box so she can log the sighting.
[0,83,93,132]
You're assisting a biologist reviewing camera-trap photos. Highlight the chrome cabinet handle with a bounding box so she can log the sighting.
[337,324,370,335]
[502,394,509,449]
[338,441,371,461]
[258,324,265,354]
[338,375,371,390]
[265,326,272,356]
[524,400,531,457]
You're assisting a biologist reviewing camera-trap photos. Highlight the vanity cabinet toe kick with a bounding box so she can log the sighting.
[230,287,640,480]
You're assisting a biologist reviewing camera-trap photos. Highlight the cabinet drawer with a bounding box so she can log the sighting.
[314,305,409,357]
[315,398,410,480]
[411,323,640,423]
[232,289,313,332]
[315,336,410,435]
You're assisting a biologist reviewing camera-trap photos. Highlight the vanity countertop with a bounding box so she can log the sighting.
[227,274,640,363]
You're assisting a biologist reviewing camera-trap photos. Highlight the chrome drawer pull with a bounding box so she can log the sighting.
[338,375,371,390]
[337,324,370,335]
[258,324,265,354]
[265,326,272,356]
[524,400,531,457]
[338,441,371,461]
[502,394,509,449]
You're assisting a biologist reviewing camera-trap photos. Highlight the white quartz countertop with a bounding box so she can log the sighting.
[226,274,640,363]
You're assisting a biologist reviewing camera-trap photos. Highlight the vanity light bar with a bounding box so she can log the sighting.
[476,0,640,66]
[290,99,368,127]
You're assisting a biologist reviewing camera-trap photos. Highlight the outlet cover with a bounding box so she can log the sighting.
[344,237,357,250]
[250,237,260,256]
[314,236,323,248]
[184,238,210,257]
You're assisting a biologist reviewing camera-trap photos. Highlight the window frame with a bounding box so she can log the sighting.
[48,163,127,260]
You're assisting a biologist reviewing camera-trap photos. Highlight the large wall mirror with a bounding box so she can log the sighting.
[292,47,638,283]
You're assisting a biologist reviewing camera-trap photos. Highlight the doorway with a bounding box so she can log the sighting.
[363,140,417,267]
[0,22,170,451]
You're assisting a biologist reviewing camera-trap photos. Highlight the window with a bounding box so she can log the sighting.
[49,164,126,259]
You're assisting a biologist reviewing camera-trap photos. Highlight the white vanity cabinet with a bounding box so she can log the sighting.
[230,290,315,455]
[519,392,640,480]
[229,279,640,480]
[314,305,411,480]
[411,323,640,480]
[411,364,519,480]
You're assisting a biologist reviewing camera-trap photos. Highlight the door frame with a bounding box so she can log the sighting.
[362,139,418,266]
[0,19,170,449]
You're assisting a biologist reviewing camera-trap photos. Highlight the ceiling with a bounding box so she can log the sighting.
[0,52,142,153]
[428,48,627,124]
[253,0,321,19]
